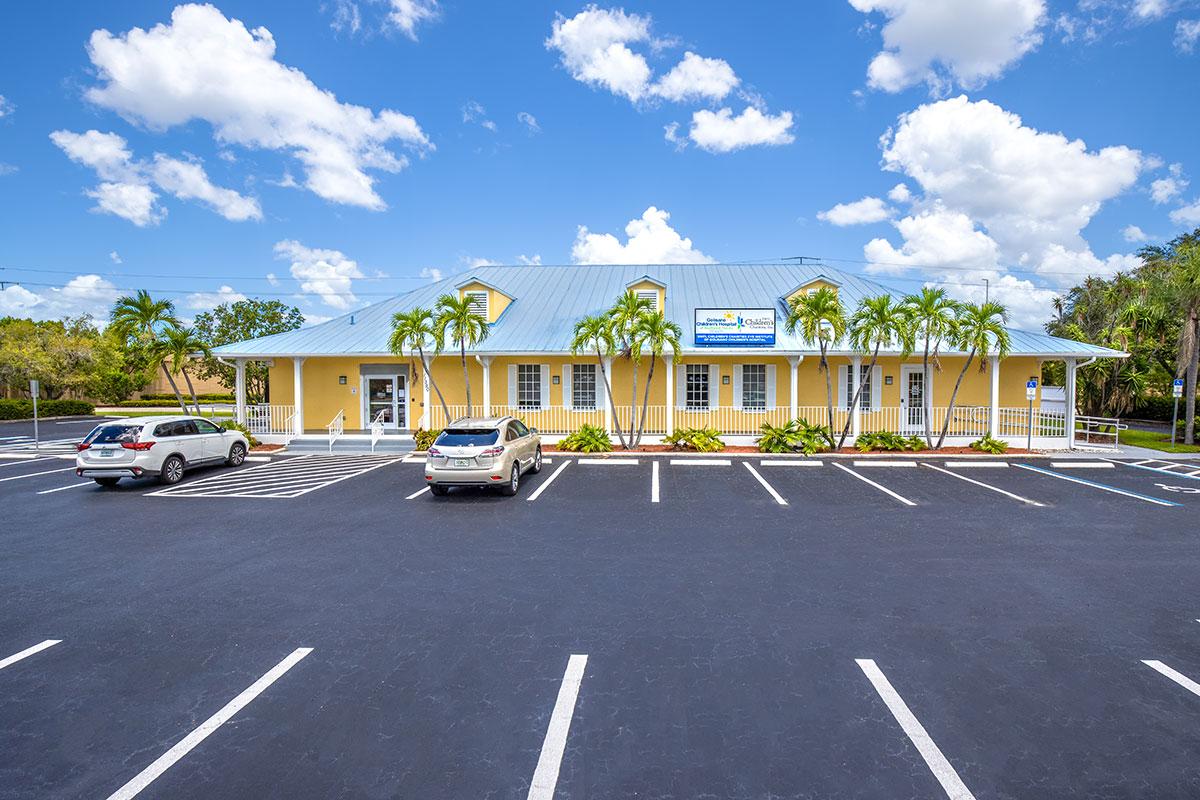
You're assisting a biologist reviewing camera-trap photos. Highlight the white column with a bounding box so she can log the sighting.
[1065,357,1077,449]
[787,356,803,421]
[664,353,675,432]
[603,356,614,435]
[293,357,306,434]
[421,361,431,429]
[988,354,1000,438]
[476,355,493,416]
[234,358,247,425]
[851,355,863,438]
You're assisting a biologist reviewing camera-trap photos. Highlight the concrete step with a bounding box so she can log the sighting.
[283,435,416,456]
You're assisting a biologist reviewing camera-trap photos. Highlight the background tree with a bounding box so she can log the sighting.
[161,326,211,415]
[434,294,489,416]
[631,311,681,448]
[606,290,653,449]
[904,288,959,447]
[193,299,305,404]
[389,307,451,424]
[839,296,913,449]
[569,314,626,449]
[1138,231,1200,443]
[784,287,846,440]
[936,301,1012,449]
[0,316,114,400]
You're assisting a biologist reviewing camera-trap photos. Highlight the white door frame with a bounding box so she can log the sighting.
[362,375,405,430]
[899,364,925,434]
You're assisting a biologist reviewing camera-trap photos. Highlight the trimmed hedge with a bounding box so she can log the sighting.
[1134,395,1199,426]
[139,392,234,402]
[0,398,94,420]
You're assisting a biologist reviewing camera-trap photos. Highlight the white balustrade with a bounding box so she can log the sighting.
[327,409,344,453]
[370,409,387,453]
[244,404,298,435]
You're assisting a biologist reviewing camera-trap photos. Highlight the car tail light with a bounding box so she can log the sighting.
[427,446,441,456]
[77,443,89,451]
[481,446,505,457]
[122,441,155,451]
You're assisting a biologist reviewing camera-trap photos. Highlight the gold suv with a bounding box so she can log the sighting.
[424,416,542,496]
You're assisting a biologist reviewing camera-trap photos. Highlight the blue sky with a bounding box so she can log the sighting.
[1,0,1197,329]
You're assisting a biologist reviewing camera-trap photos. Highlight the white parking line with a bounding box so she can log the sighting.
[651,459,660,503]
[36,482,92,495]
[832,462,916,506]
[402,454,426,463]
[1050,461,1113,468]
[1014,463,1179,506]
[943,462,1009,468]
[406,486,430,499]
[527,460,570,501]
[921,463,1045,507]
[244,456,272,462]
[0,466,77,483]
[743,462,787,505]
[0,456,53,469]
[1142,660,1200,699]
[669,458,731,466]
[527,654,588,800]
[856,659,976,800]
[1107,458,1200,481]
[853,460,917,467]
[105,647,313,800]
[577,458,638,465]
[759,460,822,467]
[0,639,62,670]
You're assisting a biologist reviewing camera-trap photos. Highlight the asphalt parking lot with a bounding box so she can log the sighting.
[4,424,1200,798]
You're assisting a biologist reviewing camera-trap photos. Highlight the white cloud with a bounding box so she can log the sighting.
[518,253,542,265]
[465,257,500,268]
[184,285,248,311]
[864,206,1002,275]
[1123,224,1149,242]
[650,51,739,102]
[302,313,333,326]
[266,272,280,286]
[663,121,686,150]
[687,106,794,153]
[330,0,362,34]
[571,206,714,264]
[384,0,439,40]
[0,94,12,116]
[462,100,496,131]
[274,239,365,310]
[1151,163,1187,204]
[887,182,912,203]
[83,4,431,211]
[850,0,1046,95]
[51,129,260,225]
[948,274,1062,331]
[818,196,893,226]
[109,251,122,263]
[1133,0,1171,20]
[419,266,443,282]
[0,275,122,322]
[0,162,16,176]
[1171,199,1200,226]
[517,111,540,134]
[1177,18,1200,51]
[546,5,656,102]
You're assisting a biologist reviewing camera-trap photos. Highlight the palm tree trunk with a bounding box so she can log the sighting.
[595,348,627,449]
[182,365,202,416]
[1185,310,1199,445]
[418,346,451,426]
[628,360,638,450]
[935,349,977,450]
[837,345,880,450]
[460,341,471,416]
[821,344,833,442]
[922,329,933,448]
[161,361,188,414]
[636,356,656,448]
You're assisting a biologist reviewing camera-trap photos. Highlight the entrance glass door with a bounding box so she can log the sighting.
[366,376,406,429]
[901,367,924,433]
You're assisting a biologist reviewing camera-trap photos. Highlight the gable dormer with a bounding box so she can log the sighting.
[455,277,515,324]
[782,275,841,309]
[625,275,667,313]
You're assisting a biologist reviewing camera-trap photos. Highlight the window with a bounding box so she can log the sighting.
[572,363,597,409]
[636,289,659,312]
[742,364,766,410]
[194,419,221,434]
[686,364,709,410]
[845,365,872,410]
[506,422,522,442]
[465,290,488,318]
[513,420,530,437]
[86,424,142,444]
[436,429,499,447]
[517,364,541,409]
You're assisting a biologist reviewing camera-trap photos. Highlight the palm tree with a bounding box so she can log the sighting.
[838,295,914,449]
[569,314,627,449]
[607,290,653,447]
[784,287,846,440]
[631,311,682,447]
[110,289,180,341]
[161,326,211,415]
[935,301,1012,449]
[903,288,959,447]
[434,293,489,417]
[389,307,452,425]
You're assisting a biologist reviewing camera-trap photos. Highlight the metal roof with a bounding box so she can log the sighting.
[210,263,1125,359]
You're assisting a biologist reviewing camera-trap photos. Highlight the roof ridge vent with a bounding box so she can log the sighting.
[349,315,355,325]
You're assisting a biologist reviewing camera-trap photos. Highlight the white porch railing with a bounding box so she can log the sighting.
[327,409,344,453]
[997,407,1068,438]
[245,404,298,435]
[370,409,386,453]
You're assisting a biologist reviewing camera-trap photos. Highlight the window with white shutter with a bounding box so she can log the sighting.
[517,364,541,409]
[742,364,767,410]
[572,363,597,410]
[844,364,872,410]
[465,291,488,319]
[685,364,709,410]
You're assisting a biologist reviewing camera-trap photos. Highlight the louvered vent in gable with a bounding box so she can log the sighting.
[636,289,659,312]
[465,291,488,318]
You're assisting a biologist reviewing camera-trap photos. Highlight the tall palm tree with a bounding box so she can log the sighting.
[631,311,682,448]
[935,301,1012,449]
[434,293,489,417]
[903,288,959,447]
[838,295,914,449]
[784,287,846,439]
[161,326,211,415]
[110,289,180,342]
[389,307,451,425]
[569,314,627,449]
[606,290,653,444]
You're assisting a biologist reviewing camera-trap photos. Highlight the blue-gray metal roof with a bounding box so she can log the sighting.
[210,263,1125,359]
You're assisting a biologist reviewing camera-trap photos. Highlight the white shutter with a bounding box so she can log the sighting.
[732,365,743,410]
[562,364,572,411]
[766,364,776,411]
[872,365,882,412]
[507,364,517,409]
[540,364,550,410]
[837,364,848,409]
[708,364,720,410]
[676,364,686,409]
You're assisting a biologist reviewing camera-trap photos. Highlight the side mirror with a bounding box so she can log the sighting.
[530,426,538,434]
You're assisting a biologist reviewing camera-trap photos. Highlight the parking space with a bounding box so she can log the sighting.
[144,453,400,499]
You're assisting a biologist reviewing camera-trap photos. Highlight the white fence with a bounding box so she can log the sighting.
[244,404,298,435]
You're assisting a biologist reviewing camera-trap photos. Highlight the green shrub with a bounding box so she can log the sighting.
[413,428,440,451]
[970,432,1008,454]
[139,393,235,402]
[854,431,912,452]
[558,424,613,453]
[905,435,928,451]
[116,400,191,407]
[756,419,832,455]
[664,426,724,452]
[220,420,260,448]
[0,398,95,420]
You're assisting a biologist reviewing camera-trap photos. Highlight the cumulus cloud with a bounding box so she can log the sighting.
[83,4,431,211]
[0,275,122,322]
[546,5,656,102]
[1171,199,1200,226]
[818,196,893,226]
[517,111,540,134]
[274,240,365,310]
[1177,19,1200,51]
[1123,225,1150,242]
[383,0,439,39]
[572,206,714,264]
[330,0,362,33]
[1150,163,1187,204]
[419,266,444,282]
[1133,0,1171,20]
[887,182,912,203]
[109,251,122,264]
[51,129,260,225]
[850,0,1046,95]
[185,285,248,311]
[687,106,794,153]
[650,51,739,102]
[518,253,542,265]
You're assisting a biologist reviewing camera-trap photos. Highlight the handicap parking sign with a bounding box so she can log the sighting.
[1174,379,1184,397]
[1026,379,1037,400]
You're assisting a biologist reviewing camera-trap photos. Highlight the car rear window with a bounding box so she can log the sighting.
[436,429,499,447]
[83,424,143,444]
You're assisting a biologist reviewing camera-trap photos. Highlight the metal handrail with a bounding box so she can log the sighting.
[284,410,298,437]
[327,409,344,453]
[370,409,387,453]
[1074,415,1126,448]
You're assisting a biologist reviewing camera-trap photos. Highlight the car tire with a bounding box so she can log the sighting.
[226,441,247,466]
[500,462,520,496]
[530,447,542,474]
[159,455,185,485]
[428,484,448,497]
[94,477,120,487]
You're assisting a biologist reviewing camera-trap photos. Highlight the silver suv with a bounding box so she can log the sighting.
[76,415,249,487]
[424,416,541,496]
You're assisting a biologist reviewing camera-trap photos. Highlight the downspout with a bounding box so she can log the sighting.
[1067,356,1098,450]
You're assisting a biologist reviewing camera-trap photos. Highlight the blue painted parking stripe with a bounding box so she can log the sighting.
[1014,463,1180,506]
[1105,459,1200,481]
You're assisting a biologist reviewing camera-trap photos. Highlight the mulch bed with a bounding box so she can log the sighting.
[251,444,287,452]
[542,445,1033,455]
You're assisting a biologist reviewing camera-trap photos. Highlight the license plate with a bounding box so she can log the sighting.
[453,458,470,467]
[97,449,115,457]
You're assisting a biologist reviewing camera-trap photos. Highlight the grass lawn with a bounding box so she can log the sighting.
[1119,428,1200,454]
[109,411,234,421]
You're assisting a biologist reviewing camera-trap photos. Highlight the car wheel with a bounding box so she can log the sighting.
[94,477,120,487]
[530,446,542,474]
[226,441,247,466]
[428,484,449,497]
[500,462,520,496]
[159,455,185,485]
